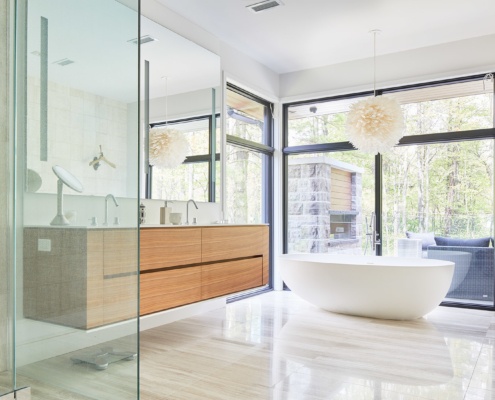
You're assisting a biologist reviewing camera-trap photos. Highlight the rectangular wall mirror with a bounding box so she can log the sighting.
[142,16,221,203]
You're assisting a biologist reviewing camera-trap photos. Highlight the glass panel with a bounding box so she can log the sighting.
[16,0,139,398]
[287,96,371,146]
[0,0,14,396]
[152,162,210,202]
[225,144,265,224]
[385,80,493,136]
[226,88,265,143]
[382,140,494,306]
[287,152,375,255]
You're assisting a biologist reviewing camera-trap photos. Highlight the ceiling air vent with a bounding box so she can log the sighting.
[246,0,283,13]
[127,35,157,45]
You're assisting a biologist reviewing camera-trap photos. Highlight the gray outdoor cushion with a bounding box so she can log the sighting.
[406,231,436,250]
[434,236,491,247]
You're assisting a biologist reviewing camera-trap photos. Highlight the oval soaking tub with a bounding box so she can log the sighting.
[279,254,454,320]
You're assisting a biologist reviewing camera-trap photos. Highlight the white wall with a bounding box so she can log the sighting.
[141,0,280,101]
[280,34,495,102]
[150,88,219,123]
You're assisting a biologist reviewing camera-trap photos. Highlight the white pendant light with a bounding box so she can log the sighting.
[346,30,404,154]
[149,76,190,168]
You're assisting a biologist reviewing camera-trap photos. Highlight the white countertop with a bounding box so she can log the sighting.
[25,223,268,229]
[24,225,136,229]
[141,223,269,228]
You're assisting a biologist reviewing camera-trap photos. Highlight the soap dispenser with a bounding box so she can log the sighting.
[160,200,172,224]
[140,203,146,224]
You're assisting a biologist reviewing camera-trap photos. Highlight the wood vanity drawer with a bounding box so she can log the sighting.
[103,274,138,325]
[201,257,263,299]
[140,267,202,315]
[102,229,138,276]
[201,226,264,263]
[140,228,202,271]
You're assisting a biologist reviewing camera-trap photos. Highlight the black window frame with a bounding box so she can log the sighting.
[146,113,220,202]
[225,83,275,293]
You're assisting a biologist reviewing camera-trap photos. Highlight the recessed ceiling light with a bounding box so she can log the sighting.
[52,58,75,66]
[127,35,157,45]
[246,0,284,13]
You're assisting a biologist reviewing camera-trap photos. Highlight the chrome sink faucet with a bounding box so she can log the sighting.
[104,194,119,226]
[186,199,198,225]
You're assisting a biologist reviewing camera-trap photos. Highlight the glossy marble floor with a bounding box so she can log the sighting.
[140,291,495,400]
[4,290,495,399]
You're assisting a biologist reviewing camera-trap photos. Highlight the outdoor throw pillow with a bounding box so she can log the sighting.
[405,231,436,250]
[434,236,491,247]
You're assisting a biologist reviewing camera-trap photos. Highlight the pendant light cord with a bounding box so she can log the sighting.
[373,31,376,97]
[370,29,381,97]
[165,76,168,127]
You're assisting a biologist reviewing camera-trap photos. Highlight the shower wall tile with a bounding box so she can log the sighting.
[26,77,130,197]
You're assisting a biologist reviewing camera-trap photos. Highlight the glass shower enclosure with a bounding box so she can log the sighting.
[3,0,140,398]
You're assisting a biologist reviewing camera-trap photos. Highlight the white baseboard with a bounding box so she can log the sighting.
[139,297,226,331]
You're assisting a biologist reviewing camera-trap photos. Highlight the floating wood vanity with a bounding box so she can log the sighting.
[23,224,269,329]
[140,225,269,316]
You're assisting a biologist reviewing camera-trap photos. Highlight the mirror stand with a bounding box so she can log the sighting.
[50,165,84,226]
[50,179,70,226]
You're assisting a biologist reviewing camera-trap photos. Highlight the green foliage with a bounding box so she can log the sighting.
[288,92,493,256]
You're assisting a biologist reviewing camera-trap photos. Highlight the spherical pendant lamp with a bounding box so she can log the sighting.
[149,127,190,168]
[148,76,190,168]
[346,30,404,154]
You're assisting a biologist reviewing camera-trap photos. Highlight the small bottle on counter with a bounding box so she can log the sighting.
[160,200,172,224]
[140,203,146,224]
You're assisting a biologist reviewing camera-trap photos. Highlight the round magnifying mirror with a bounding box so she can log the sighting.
[52,165,83,193]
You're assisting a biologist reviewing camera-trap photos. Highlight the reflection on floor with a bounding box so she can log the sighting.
[140,291,495,400]
[3,291,495,399]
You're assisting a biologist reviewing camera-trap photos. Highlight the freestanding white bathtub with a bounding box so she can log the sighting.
[280,253,455,320]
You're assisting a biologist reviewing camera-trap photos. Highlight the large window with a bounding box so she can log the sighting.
[287,95,371,146]
[226,84,273,224]
[382,141,494,256]
[385,80,493,136]
[284,74,495,308]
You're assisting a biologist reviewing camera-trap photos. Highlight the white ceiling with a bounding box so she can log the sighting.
[141,17,220,100]
[26,0,220,103]
[156,0,495,74]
